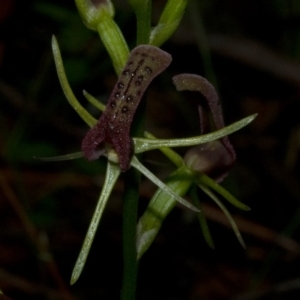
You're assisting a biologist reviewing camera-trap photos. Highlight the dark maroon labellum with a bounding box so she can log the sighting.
[173,74,236,182]
[81,45,172,171]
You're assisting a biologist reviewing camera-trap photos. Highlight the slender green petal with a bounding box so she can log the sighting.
[190,186,215,249]
[34,152,84,161]
[83,90,106,112]
[150,0,188,47]
[136,166,194,259]
[196,204,215,249]
[134,114,257,153]
[198,183,246,248]
[70,161,121,285]
[131,156,199,212]
[51,36,97,127]
[196,173,250,211]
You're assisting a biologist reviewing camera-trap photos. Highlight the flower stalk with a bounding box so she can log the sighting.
[128,0,152,44]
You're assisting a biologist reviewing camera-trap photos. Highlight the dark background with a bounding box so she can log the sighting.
[1,0,300,299]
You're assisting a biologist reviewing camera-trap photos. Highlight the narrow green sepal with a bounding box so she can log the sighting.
[34,152,84,161]
[134,114,257,154]
[51,36,97,127]
[190,186,215,249]
[198,183,246,248]
[71,161,121,285]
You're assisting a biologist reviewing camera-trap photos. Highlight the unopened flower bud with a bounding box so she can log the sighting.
[75,0,114,31]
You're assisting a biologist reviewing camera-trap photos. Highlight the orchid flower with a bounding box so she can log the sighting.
[39,36,256,285]
[136,74,254,258]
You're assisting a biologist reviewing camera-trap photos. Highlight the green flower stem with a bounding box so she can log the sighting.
[150,0,189,47]
[96,11,130,75]
[121,168,140,300]
[136,166,195,259]
[121,91,147,300]
[189,0,217,86]
[128,0,152,45]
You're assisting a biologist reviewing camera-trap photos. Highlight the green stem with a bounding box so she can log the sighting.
[114,3,149,293]
[128,0,152,45]
[121,93,147,300]
[189,0,217,87]
[121,168,140,300]
[136,1,152,45]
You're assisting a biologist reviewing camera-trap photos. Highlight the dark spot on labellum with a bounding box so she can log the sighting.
[128,61,133,66]
[126,95,133,102]
[110,101,116,108]
[145,66,152,74]
[135,80,141,86]
[115,92,121,99]
[136,90,141,96]
[122,106,128,113]
[141,53,148,57]
[138,59,145,65]
[138,75,144,81]
[118,82,124,89]
[131,71,136,77]
[123,69,130,76]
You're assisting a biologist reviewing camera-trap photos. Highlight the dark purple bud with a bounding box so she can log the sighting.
[82,45,172,171]
[173,74,235,182]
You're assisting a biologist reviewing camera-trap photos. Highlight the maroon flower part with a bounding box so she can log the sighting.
[82,45,172,171]
[173,74,236,182]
